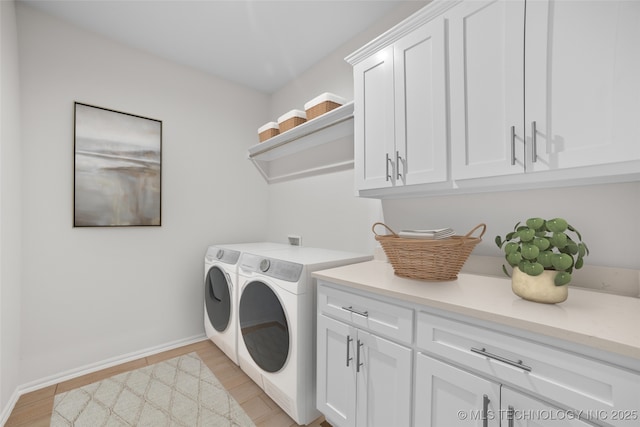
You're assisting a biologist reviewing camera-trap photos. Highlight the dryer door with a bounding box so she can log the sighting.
[239,280,290,373]
[205,266,232,332]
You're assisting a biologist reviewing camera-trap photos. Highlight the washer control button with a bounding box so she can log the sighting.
[259,259,271,272]
[216,249,224,259]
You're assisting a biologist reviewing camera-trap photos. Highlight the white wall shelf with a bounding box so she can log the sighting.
[248,101,354,184]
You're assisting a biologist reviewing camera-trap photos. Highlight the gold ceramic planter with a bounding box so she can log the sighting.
[511,266,568,304]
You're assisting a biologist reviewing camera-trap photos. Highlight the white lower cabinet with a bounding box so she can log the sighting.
[316,314,412,427]
[501,387,593,427]
[415,354,594,427]
[316,282,640,427]
[415,353,500,426]
[316,314,357,427]
[416,311,640,427]
[316,284,413,427]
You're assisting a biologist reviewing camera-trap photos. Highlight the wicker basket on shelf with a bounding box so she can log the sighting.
[277,109,307,132]
[373,222,486,281]
[304,93,346,120]
[257,122,280,142]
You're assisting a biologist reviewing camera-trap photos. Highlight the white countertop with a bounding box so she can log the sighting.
[312,260,640,360]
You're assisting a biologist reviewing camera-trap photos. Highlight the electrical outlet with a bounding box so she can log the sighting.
[288,235,302,246]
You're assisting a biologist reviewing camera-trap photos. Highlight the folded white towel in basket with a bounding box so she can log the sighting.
[398,228,455,239]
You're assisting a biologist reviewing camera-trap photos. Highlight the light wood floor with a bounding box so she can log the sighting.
[5,339,331,427]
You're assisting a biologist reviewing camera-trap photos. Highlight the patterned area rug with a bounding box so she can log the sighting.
[50,352,255,426]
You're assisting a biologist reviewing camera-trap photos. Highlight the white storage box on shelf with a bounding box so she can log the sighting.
[304,93,347,120]
[277,109,307,133]
[258,122,280,143]
[247,101,355,184]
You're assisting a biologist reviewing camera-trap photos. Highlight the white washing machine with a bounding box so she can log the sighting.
[236,246,372,425]
[204,242,290,365]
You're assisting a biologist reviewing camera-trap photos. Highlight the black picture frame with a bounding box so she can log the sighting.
[73,102,162,227]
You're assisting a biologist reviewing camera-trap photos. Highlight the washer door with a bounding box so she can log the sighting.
[205,266,231,332]
[239,280,290,373]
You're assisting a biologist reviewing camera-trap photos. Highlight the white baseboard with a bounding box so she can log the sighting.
[0,333,207,426]
[0,389,20,427]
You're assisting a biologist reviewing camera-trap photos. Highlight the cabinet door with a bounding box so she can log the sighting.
[526,0,640,171]
[449,0,526,179]
[415,353,500,427]
[354,45,395,191]
[501,387,594,427]
[394,18,448,185]
[356,330,412,427]
[317,315,357,427]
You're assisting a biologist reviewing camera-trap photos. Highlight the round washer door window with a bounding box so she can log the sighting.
[239,281,290,373]
[204,266,231,332]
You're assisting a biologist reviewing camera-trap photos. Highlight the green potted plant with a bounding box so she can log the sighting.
[495,217,589,303]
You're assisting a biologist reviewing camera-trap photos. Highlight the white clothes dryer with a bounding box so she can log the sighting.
[236,247,372,425]
[204,243,289,365]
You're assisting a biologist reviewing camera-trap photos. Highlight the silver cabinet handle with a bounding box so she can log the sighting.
[356,339,364,372]
[346,335,353,367]
[531,121,538,163]
[508,405,515,427]
[341,305,369,318]
[482,394,490,427]
[471,347,532,372]
[510,126,516,166]
[396,151,403,180]
[385,153,392,181]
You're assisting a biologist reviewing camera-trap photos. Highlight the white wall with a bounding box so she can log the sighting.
[265,169,383,253]
[382,182,640,270]
[16,3,270,385]
[264,1,428,254]
[269,1,428,115]
[382,182,640,295]
[0,0,23,414]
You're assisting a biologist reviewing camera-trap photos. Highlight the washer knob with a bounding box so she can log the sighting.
[216,249,224,259]
[259,259,270,272]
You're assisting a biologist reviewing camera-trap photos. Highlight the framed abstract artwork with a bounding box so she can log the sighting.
[74,102,162,227]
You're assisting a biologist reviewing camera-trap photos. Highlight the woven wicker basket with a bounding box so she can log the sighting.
[306,100,342,120]
[279,116,306,132]
[373,222,486,281]
[304,93,346,120]
[277,109,307,132]
[258,122,280,142]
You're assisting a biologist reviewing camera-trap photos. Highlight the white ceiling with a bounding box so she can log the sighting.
[20,0,409,93]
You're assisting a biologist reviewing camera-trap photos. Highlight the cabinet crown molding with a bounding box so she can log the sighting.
[344,0,461,65]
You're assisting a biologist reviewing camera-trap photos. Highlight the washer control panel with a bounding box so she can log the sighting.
[240,253,303,282]
[205,247,240,265]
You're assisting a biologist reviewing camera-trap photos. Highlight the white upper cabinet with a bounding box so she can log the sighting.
[394,19,448,186]
[525,0,640,171]
[348,0,640,197]
[451,0,640,180]
[351,16,449,192]
[449,0,526,180]
[353,46,395,190]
